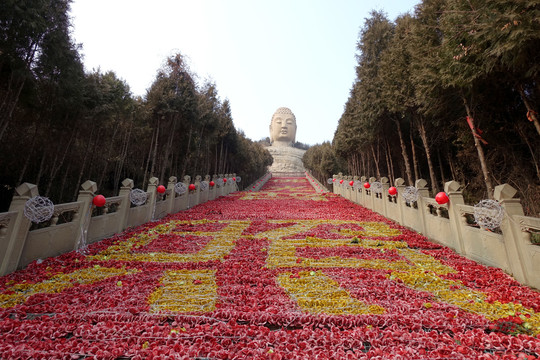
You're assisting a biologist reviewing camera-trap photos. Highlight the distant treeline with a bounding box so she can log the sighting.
[0,0,272,211]
[303,0,540,215]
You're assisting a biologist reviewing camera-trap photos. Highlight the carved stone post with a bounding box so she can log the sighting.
[184,175,192,209]
[332,175,338,195]
[74,180,98,251]
[368,177,377,210]
[359,176,367,206]
[146,177,159,221]
[167,176,177,215]
[395,178,406,225]
[353,176,359,204]
[0,183,39,276]
[494,184,529,286]
[118,178,134,233]
[444,181,466,254]
[193,175,202,206]
[415,179,429,235]
[208,175,216,201]
[380,177,389,217]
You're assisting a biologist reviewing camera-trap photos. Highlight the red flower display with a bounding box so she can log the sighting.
[0,177,539,359]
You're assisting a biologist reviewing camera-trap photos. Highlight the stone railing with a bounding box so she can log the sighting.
[332,174,540,290]
[0,173,241,276]
[305,171,329,193]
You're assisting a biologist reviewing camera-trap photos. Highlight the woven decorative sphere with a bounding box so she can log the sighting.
[327,178,333,185]
[236,176,242,183]
[217,178,224,186]
[474,199,504,230]
[174,182,187,195]
[402,186,419,203]
[200,181,209,191]
[24,196,54,223]
[129,189,147,206]
[371,181,383,194]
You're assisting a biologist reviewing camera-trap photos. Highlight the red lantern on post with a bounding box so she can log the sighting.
[157,185,166,194]
[388,186,397,195]
[223,178,227,183]
[233,177,236,182]
[349,180,354,186]
[339,179,344,184]
[363,182,370,189]
[209,181,215,187]
[92,195,106,207]
[332,179,336,182]
[188,184,196,191]
[435,192,449,205]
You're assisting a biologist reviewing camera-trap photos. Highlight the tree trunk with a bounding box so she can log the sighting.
[114,116,133,193]
[386,138,395,184]
[73,126,95,200]
[409,124,419,183]
[394,118,413,185]
[517,84,540,136]
[45,126,75,197]
[160,115,177,183]
[462,95,494,199]
[516,124,540,181]
[18,123,39,185]
[181,123,193,177]
[370,144,381,179]
[417,116,438,193]
[437,148,446,185]
[150,118,160,178]
[143,124,156,188]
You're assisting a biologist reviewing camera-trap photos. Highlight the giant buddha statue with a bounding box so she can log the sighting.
[266,107,306,175]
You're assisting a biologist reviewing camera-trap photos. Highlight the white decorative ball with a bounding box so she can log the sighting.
[200,181,209,191]
[174,182,187,195]
[236,176,242,183]
[474,199,504,230]
[371,181,383,193]
[402,186,419,203]
[24,196,54,223]
[129,188,148,206]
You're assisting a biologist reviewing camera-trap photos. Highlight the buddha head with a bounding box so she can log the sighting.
[269,107,297,146]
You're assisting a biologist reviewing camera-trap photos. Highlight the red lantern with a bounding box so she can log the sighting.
[209,181,215,187]
[92,195,106,207]
[349,180,354,186]
[157,185,166,194]
[388,186,397,195]
[188,184,196,191]
[339,179,344,184]
[223,178,227,183]
[253,186,256,189]
[435,192,449,205]
[233,177,236,182]
[332,179,336,182]
[363,182,370,189]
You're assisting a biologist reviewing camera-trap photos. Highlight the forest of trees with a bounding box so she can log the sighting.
[0,0,272,211]
[304,0,539,215]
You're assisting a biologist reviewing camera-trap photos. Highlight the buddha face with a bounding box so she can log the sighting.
[270,108,296,145]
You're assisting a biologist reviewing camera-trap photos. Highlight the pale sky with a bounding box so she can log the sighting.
[70,0,419,145]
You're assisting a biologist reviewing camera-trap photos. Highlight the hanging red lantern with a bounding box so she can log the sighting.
[332,179,336,182]
[233,177,236,182]
[435,192,449,205]
[92,195,106,207]
[388,186,397,195]
[339,180,344,184]
[209,181,215,187]
[188,184,196,191]
[349,180,354,186]
[363,182,370,189]
[157,185,166,194]
[223,178,227,183]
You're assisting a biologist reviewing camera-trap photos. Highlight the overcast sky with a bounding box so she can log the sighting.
[70,0,419,145]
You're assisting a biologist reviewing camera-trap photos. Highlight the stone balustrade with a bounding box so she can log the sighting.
[0,173,242,276]
[331,173,540,290]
